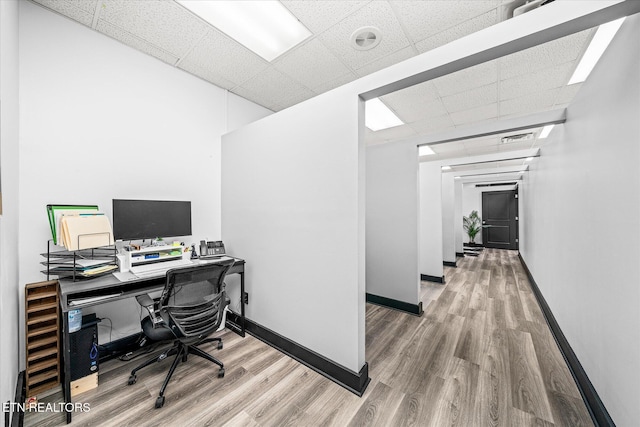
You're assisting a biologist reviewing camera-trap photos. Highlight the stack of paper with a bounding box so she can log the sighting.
[47,205,98,245]
[59,213,114,251]
[47,258,118,277]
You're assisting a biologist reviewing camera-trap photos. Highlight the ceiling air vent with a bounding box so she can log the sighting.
[351,27,382,51]
[513,0,555,17]
[501,133,534,144]
[476,182,517,187]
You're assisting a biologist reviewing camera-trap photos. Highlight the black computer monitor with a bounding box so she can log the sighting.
[112,199,192,241]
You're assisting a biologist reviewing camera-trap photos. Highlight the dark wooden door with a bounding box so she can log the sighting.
[482,190,518,250]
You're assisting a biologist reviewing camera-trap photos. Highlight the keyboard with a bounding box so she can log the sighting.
[130,259,193,278]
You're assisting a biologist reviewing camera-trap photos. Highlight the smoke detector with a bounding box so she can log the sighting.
[501,133,534,144]
[351,27,382,51]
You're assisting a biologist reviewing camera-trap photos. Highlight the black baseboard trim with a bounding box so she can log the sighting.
[455,252,465,258]
[227,312,370,397]
[518,253,615,427]
[421,274,444,283]
[11,370,25,427]
[443,260,457,267]
[365,293,423,316]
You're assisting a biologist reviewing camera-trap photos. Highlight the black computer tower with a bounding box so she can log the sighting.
[69,315,100,381]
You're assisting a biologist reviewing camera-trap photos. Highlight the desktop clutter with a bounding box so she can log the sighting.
[45,201,228,281]
[35,201,236,412]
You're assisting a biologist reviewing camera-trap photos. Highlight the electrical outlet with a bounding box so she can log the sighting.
[243,292,249,305]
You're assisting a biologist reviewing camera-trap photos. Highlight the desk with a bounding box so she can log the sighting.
[57,257,245,423]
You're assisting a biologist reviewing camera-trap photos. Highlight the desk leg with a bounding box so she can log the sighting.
[62,314,72,423]
[240,271,246,337]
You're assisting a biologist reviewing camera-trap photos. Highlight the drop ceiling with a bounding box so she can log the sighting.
[30,0,596,159]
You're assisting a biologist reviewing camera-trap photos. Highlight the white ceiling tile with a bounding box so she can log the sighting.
[384,96,448,124]
[281,0,369,34]
[178,29,269,87]
[415,10,499,53]
[464,145,500,156]
[463,136,500,149]
[499,89,560,117]
[391,1,499,44]
[99,0,209,58]
[499,28,594,80]
[431,141,466,153]
[449,103,498,126]
[499,62,574,101]
[317,1,411,70]
[177,58,235,91]
[383,80,441,105]
[311,72,359,95]
[274,38,352,89]
[432,60,498,97]
[442,83,497,113]
[354,46,416,78]
[408,114,455,134]
[32,0,97,27]
[231,85,278,111]
[237,67,316,111]
[96,20,178,66]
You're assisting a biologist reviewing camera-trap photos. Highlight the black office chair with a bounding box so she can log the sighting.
[127,259,235,408]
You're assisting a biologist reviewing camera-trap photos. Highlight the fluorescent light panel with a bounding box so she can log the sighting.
[366,98,404,131]
[178,1,311,62]
[419,145,435,156]
[539,125,554,139]
[568,17,625,85]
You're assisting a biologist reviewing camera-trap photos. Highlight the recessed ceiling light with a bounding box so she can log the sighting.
[539,125,554,139]
[418,145,435,156]
[177,1,311,62]
[525,157,534,162]
[568,17,625,85]
[366,98,404,131]
[441,165,451,171]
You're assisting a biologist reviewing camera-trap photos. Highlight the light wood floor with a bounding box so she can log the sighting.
[25,249,592,426]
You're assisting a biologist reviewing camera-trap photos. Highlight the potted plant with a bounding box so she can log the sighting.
[463,210,483,245]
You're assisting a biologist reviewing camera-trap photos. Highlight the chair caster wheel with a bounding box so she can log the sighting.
[155,396,165,409]
[218,368,225,378]
[128,375,136,385]
[217,341,223,350]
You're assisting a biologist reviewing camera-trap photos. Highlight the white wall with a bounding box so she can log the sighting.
[521,15,639,426]
[454,179,463,254]
[222,89,365,372]
[441,173,456,263]
[0,0,20,414]
[18,2,270,361]
[419,162,444,278]
[366,141,420,305]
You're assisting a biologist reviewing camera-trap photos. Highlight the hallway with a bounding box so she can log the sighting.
[365,248,593,426]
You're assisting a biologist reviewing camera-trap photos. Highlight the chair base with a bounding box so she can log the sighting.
[127,337,224,408]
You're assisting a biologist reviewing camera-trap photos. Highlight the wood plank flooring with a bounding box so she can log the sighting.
[25,249,592,426]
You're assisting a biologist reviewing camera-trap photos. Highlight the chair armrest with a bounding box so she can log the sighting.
[136,294,155,308]
[135,294,163,327]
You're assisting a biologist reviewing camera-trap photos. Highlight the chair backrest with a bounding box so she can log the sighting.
[160,259,235,338]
